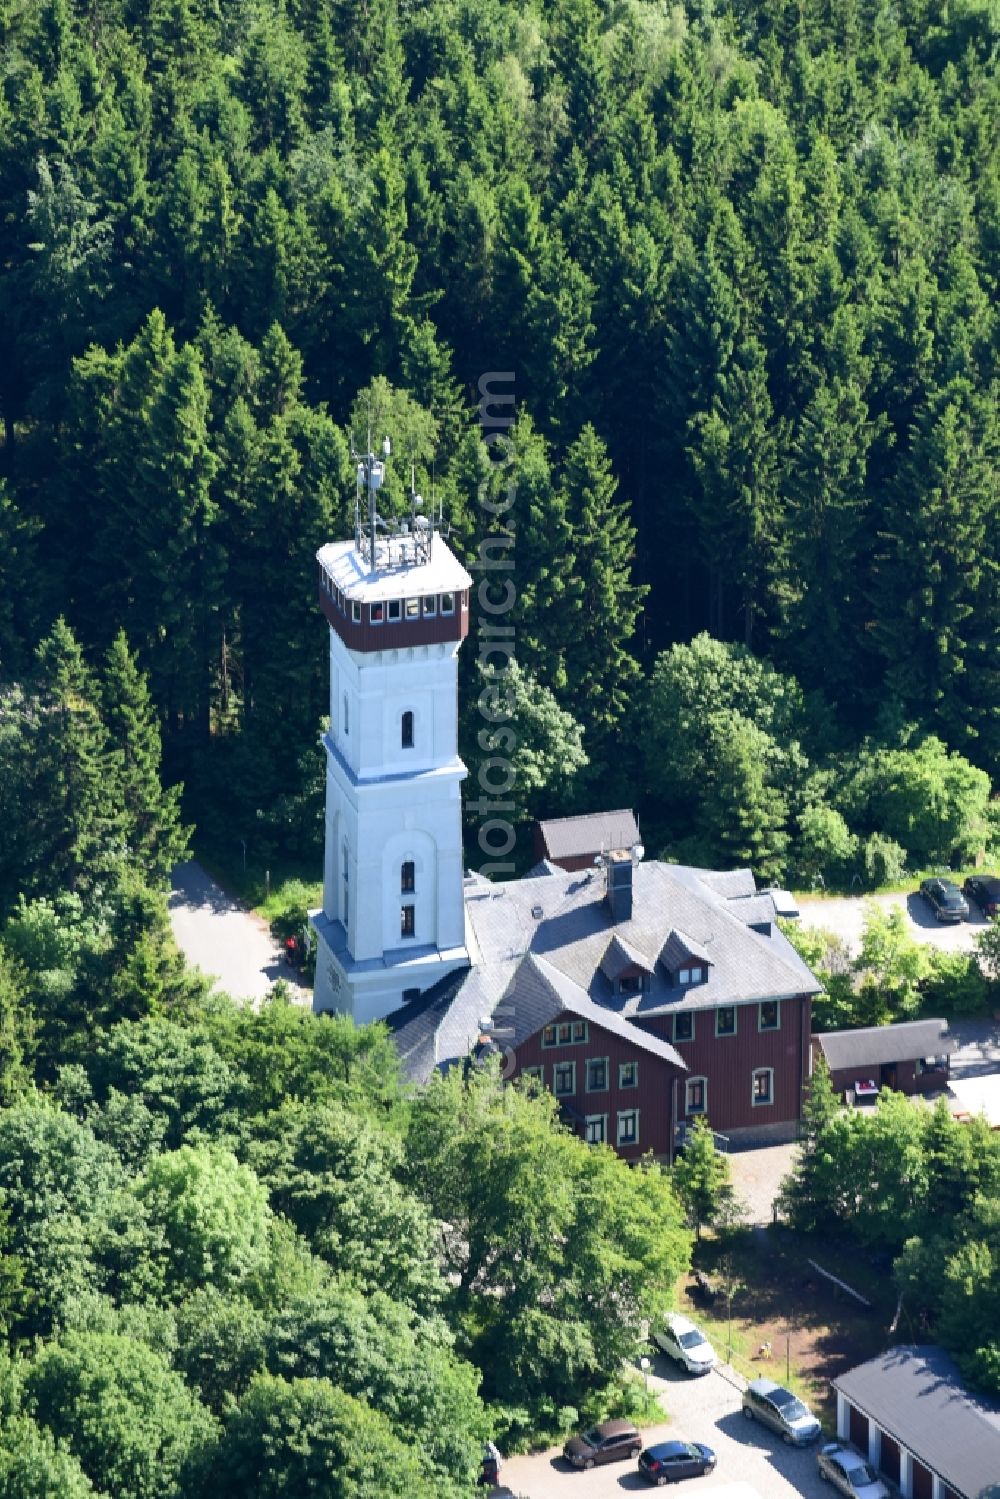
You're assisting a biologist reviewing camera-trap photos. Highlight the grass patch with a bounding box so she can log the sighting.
[195,839,321,922]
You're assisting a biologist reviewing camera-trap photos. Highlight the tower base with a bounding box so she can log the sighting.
[310,910,470,1026]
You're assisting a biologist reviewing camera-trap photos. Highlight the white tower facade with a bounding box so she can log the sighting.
[310,498,473,1025]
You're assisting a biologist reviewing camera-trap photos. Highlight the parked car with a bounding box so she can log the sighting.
[742,1378,822,1446]
[638,1440,717,1485]
[563,1420,641,1470]
[963,874,1000,918]
[817,1442,890,1497]
[651,1313,717,1375]
[919,877,969,923]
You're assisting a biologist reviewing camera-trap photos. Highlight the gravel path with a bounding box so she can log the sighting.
[727,1143,799,1225]
[502,1360,831,1498]
[797,890,987,956]
[168,860,311,1006]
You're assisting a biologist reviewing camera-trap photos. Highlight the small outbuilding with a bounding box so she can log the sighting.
[833,1345,1000,1499]
[815,1018,955,1101]
[533,809,640,872]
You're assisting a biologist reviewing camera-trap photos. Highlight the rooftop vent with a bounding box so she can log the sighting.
[531,904,544,919]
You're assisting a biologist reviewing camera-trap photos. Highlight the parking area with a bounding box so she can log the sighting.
[502,1358,832,1498]
[796,889,988,956]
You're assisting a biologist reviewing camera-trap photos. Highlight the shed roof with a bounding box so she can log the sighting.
[833,1345,1000,1495]
[817,1018,955,1072]
[537,808,639,860]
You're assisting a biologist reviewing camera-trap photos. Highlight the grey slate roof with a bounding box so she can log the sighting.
[659,927,713,971]
[599,933,653,981]
[389,857,820,1082]
[538,808,639,860]
[817,1018,955,1072]
[833,1346,1000,1496]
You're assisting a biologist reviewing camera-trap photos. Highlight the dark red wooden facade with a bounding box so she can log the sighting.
[319,573,469,653]
[911,1458,934,1499]
[827,1057,948,1099]
[848,1405,869,1453]
[511,1016,681,1161]
[638,995,812,1135]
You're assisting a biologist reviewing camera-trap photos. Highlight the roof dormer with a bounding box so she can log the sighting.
[600,934,654,995]
[658,928,712,988]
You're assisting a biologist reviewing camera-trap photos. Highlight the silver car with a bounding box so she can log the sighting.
[742,1378,822,1445]
[817,1442,890,1497]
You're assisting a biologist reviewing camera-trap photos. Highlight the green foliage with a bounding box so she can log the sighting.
[839,738,991,866]
[406,1064,691,1437]
[0,1415,99,1499]
[23,1332,216,1499]
[853,904,932,1024]
[207,1374,439,1499]
[671,1116,732,1238]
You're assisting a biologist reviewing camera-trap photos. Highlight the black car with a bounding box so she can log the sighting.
[963,874,1000,919]
[638,1440,717,1485]
[919,877,969,923]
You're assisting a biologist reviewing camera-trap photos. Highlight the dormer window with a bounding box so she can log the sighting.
[678,965,704,987]
[401,711,414,749]
[618,973,648,995]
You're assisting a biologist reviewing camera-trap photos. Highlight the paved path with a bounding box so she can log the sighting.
[169,861,311,1005]
[502,1360,830,1498]
[727,1143,798,1225]
[797,890,988,956]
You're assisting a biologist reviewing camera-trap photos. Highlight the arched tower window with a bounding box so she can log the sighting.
[342,840,349,925]
[401,710,414,749]
[401,861,415,893]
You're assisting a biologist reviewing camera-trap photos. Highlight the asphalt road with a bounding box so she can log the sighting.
[168,860,311,1006]
[502,1358,832,1499]
[797,889,988,956]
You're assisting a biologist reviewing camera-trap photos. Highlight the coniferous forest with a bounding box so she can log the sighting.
[1,0,999,878]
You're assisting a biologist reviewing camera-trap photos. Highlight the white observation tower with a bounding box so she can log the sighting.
[310,439,473,1024]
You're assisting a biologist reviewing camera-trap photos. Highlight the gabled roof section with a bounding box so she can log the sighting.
[817,1018,956,1072]
[658,927,712,972]
[599,933,654,983]
[500,953,685,1067]
[833,1345,1000,1494]
[538,808,639,861]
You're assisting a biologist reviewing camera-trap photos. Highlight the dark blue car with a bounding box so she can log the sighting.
[638,1440,717,1485]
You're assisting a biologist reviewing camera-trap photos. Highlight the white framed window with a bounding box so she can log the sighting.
[370,601,384,625]
[685,1076,707,1115]
[553,1060,576,1097]
[586,1057,609,1092]
[405,597,420,619]
[441,591,455,615]
[679,967,690,984]
[619,1061,638,1089]
[673,1012,694,1043]
[400,905,415,939]
[716,1006,737,1037]
[423,595,437,616]
[351,600,361,623]
[758,1000,780,1032]
[541,1020,588,1048]
[752,1068,774,1106]
[690,965,703,983]
[387,599,402,622]
[585,1114,607,1145]
[617,1109,639,1146]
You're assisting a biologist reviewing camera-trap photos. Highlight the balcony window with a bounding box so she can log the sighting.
[553,1061,576,1097]
[673,1012,694,1043]
[685,1077,707,1115]
[759,1000,780,1032]
[586,1058,609,1092]
[752,1068,774,1106]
